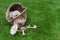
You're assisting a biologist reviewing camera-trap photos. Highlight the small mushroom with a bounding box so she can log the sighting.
[26,25,37,29]
[10,23,18,35]
[20,27,26,36]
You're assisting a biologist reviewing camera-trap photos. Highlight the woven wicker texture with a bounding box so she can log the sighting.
[6,3,27,25]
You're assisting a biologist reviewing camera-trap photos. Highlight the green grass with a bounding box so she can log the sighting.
[0,0,60,40]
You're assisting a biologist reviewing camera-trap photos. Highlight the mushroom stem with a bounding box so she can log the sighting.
[22,30,25,36]
[26,25,37,29]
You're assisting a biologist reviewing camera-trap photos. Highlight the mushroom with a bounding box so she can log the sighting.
[20,27,26,36]
[26,25,37,29]
[9,8,26,19]
[6,3,27,36]
[9,10,21,19]
[10,23,18,35]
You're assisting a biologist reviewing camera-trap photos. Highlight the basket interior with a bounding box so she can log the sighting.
[9,4,25,13]
[8,3,26,19]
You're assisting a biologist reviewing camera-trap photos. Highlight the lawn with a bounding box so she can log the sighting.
[0,0,60,40]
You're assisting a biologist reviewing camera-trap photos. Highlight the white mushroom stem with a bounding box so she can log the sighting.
[22,30,25,36]
[10,23,18,35]
[26,25,37,29]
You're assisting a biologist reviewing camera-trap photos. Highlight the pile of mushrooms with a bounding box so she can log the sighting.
[6,3,37,36]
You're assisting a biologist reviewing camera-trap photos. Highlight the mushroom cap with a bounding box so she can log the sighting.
[9,10,21,19]
[20,27,26,31]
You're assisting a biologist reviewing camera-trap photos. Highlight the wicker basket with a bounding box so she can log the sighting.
[6,3,27,25]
